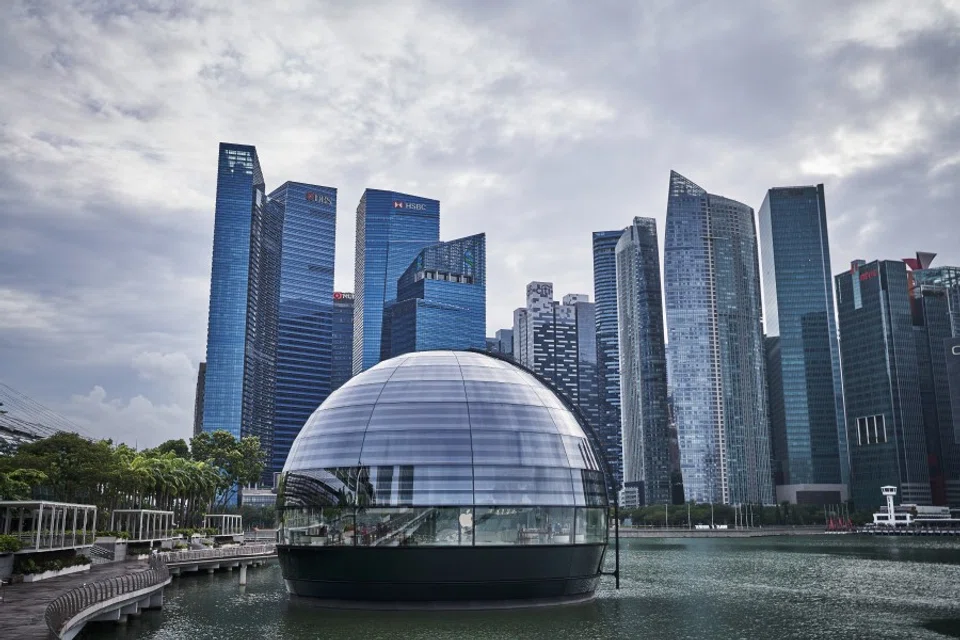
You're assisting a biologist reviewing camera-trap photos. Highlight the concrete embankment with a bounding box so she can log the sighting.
[616,526,826,538]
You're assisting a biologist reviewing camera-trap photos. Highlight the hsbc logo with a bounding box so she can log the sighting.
[393,201,428,211]
[306,192,334,206]
[953,345,960,356]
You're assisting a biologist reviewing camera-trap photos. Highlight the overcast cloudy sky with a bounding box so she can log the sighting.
[2,0,958,448]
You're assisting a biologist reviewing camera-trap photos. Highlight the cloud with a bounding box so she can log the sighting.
[1,0,958,446]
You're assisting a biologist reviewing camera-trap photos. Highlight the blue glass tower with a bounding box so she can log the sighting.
[592,230,625,491]
[353,190,440,374]
[663,171,774,505]
[381,233,486,357]
[616,218,672,506]
[202,143,280,476]
[836,260,930,509]
[758,185,849,504]
[270,182,337,476]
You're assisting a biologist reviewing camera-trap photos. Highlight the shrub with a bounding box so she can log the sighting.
[0,534,23,553]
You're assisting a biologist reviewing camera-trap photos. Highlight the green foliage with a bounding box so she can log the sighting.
[150,439,190,458]
[0,429,267,529]
[0,534,23,553]
[14,554,91,575]
[97,530,131,540]
[0,468,47,500]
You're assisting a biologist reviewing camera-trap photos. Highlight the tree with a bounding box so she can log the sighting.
[152,439,190,459]
[0,469,47,500]
[190,430,267,509]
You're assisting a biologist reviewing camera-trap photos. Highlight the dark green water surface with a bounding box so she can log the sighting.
[81,536,960,640]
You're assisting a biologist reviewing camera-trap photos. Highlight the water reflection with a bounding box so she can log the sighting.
[80,536,960,640]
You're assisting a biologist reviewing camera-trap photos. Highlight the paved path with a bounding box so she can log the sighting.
[0,559,148,640]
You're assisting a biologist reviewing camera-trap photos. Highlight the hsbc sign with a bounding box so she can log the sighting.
[393,201,428,211]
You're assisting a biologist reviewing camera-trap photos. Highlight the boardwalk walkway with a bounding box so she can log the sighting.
[0,559,148,640]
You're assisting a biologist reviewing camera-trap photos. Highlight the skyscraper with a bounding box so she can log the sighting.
[615,217,672,507]
[663,171,774,505]
[353,190,440,374]
[592,229,625,491]
[193,362,206,437]
[270,182,337,476]
[836,260,930,509]
[910,260,960,506]
[758,185,848,504]
[486,328,514,359]
[331,292,355,392]
[380,233,486,358]
[202,143,280,475]
[512,283,599,429]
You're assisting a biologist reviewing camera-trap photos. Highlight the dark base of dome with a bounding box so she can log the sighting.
[278,543,605,607]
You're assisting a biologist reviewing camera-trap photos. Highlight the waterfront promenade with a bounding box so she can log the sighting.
[617,525,826,538]
[1,559,149,639]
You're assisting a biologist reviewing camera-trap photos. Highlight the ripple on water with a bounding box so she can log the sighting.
[79,536,960,640]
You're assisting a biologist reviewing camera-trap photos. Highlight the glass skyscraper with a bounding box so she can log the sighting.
[592,230,625,491]
[512,284,599,439]
[758,185,848,504]
[615,217,672,507]
[202,143,280,475]
[270,182,337,476]
[380,233,486,358]
[910,263,960,506]
[353,190,440,374]
[331,292,355,393]
[836,260,930,509]
[663,171,774,505]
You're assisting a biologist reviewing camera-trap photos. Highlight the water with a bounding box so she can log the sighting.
[81,536,960,640]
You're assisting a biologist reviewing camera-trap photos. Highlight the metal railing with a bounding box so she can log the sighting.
[158,543,276,564]
[44,555,169,637]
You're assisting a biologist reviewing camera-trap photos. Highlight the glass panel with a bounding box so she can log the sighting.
[280,507,354,547]
[582,507,607,543]
[561,435,600,471]
[547,409,587,437]
[375,379,467,403]
[530,385,566,410]
[472,431,571,467]
[366,402,470,430]
[458,365,528,384]
[360,429,472,466]
[474,507,575,545]
[473,466,577,505]
[355,507,473,546]
[364,465,473,506]
[322,383,386,409]
[467,403,560,433]
[388,365,463,381]
[463,380,546,405]
[454,352,503,368]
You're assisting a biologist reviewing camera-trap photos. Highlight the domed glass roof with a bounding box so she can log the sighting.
[282,350,607,507]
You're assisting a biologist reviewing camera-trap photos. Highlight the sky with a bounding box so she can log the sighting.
[1,0,959,448]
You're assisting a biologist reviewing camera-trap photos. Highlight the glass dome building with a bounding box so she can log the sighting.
[277,350,610,606]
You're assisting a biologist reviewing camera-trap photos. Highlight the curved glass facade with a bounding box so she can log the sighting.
[278,350,608,548]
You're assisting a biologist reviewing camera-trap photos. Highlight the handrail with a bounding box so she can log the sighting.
[44,556,169,637]
[158,543,276,564]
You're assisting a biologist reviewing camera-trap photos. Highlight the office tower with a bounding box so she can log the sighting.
[353,190,440,374]
[202,143,281,477]
[758,185,848,504]
[835,260,930,509]
[331,292,355,392]
[193,362,206,437]
[663,171,774,505]
[909,258,960,506]
[593,229,625,491]
[380,233,486,357]
[486,329,514,359]
[270,182,337,476]
[512,283,599,428]
[615,218,672,507]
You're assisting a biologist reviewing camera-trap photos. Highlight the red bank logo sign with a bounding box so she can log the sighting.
[859,270,878,282]
[305,191,334,206]
[393,201,428,211]
[334,292,354,301]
